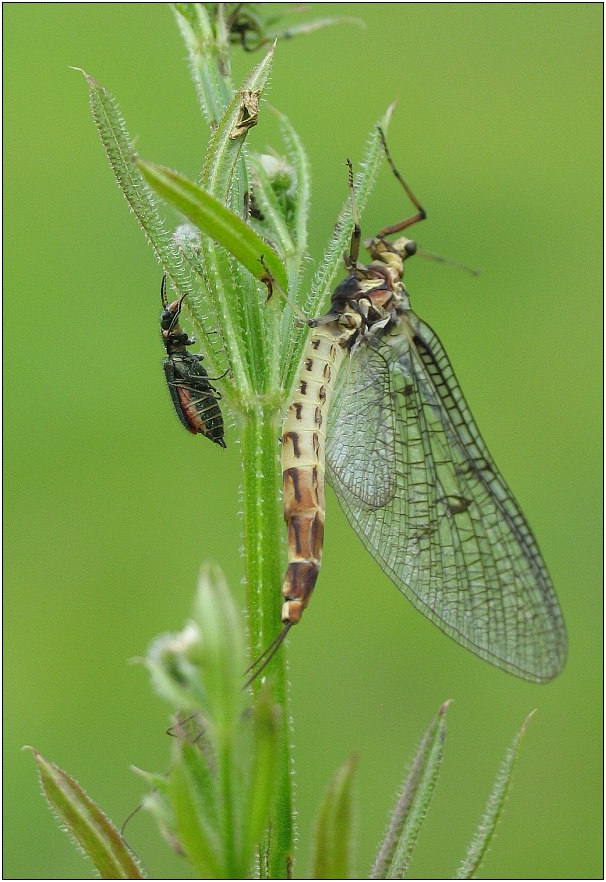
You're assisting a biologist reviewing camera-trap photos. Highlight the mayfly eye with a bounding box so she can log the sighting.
[404,239,417,256]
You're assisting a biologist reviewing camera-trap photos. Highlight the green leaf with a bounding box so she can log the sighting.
[25,747,144,879]
[179,738,220,837]
[247,151,296,264]
[135,157,288,294]
[309,102,395,315]
[184,69,282,394]
[262,16,366,44]
[201,44,275,199]
[246,107,311,280]
[137,789,183,859]
[171,3,233,128]
[169,741,224,878]
[72,68,193,296]
[370,701,450,880]
[238,686,281,872]
[192,563,246,736]
[275,109,311,272]
[455,711,536,879]
[311,754,358,879]
[222,7,365,52]
[130,764,172,796]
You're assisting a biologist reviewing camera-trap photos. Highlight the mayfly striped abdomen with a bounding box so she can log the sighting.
[160,276,226,448]
[252,136,566,684]
[281,309,361,625]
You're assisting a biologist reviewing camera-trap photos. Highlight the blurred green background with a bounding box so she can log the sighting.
[3,4,602,879]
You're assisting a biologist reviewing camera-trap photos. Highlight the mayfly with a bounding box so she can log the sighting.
[160,276,226,448]
[250,133,566,684]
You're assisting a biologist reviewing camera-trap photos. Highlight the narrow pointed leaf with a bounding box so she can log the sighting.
[309,102,395,316]
[135,158,288,293]
[371,701,450,880]
[201,44,275,198]
[73,68,191,293]
[269,17,366,42]
[179,739,220,833]
[276,110,311,268]
[247,152,296,262]
[246,108,311,275]
[169,742,224,878]
[239,687,281,872]
[130,764,172,796]
[193,563,246,735]
[455,711,536,879]
[171,3,233,128]
[192,65,277,395]
[235,14,365,50]
[311,754,358,879]
[139,790,184,859]
[26,747,144,879]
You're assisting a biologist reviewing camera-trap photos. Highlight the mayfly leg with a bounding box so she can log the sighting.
[259,254,315,326]
[346,158,363,265]
[375,127,427,238]
[373,134,478,274]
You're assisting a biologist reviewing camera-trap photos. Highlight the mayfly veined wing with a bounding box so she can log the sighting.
[160,276,226,448]
[249,136,566,684]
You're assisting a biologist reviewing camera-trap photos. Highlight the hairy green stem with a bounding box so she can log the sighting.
[240,403,293,877]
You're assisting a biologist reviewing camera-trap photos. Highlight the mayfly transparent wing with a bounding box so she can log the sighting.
[326,343,397,509]
[326,308,567,682]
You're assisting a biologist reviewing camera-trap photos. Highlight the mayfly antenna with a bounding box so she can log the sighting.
[346,158,363,266]
[415,247,480,276]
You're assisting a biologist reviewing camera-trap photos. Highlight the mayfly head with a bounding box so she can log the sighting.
[364,235,417,281]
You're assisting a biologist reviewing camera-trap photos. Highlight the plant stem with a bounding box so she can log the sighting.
[240,401,293,877]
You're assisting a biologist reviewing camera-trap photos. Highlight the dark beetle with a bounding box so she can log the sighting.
[160,276,226,448]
